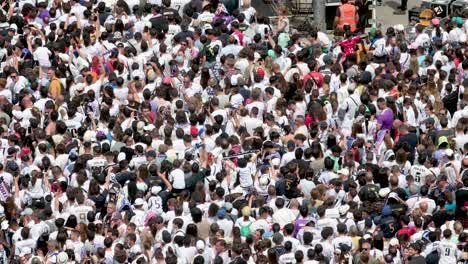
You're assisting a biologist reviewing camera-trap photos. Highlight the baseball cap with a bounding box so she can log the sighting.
[338,205,350,216]
[21,207,34,216]
[338,168,349,176]
[445,149,454,157]
[217,207,227,219]
[190,126,198,137]
[256,68,265,78]
[224,202,233,211]
[151,186,162,195]
[438,136,449,147]
[57,252,69,264]
[382,205,392,216]
[453,16,464,25]
[1,220,8,230]
[20,147,31,158]
[389,238,400,246]
[196,240,205,251]
[379,187,391,198]
[134,198,144,206]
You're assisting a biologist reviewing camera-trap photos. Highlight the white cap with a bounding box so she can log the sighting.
[389,238,400,246]
[30,165,41,173]
[379,187,391,198]
[144,124,155,131]
[137,121,145,132]
[151,186,162,195]
[196,240,205,251]
[230,74,243,86]
[57,252,69,264]
[445,149,454,157]
[1,220,8,230]
[134,198,144,206]
[117,152,126,162]
[271,158,280,167]
[339,205,350,216]
[58,53,70,62]
[83,130,96,142]
[259,177,269,187]
[388,192,399,200]
[10,24,18,31]
[339,168,349,176]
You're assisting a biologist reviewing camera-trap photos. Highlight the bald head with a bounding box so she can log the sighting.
[390,175,399,187]
[419,202,428,212]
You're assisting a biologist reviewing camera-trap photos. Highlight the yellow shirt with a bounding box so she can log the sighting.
[49,78,62,99]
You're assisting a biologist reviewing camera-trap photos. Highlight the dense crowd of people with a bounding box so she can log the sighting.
[0,0,466,263]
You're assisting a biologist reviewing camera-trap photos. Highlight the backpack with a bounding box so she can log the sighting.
[239,221,253,237]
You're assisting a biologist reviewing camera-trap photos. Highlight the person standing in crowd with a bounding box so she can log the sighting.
[335,0,359,33]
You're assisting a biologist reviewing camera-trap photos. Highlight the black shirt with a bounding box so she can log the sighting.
[149,15,169,33]
[284,174,300,199]
[395,132,418,163]
[455,187,468,219]
[432,209,454,228]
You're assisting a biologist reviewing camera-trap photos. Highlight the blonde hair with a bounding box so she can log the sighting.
[409,56,419,75]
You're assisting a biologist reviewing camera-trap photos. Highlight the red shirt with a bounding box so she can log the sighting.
[304,71,324,88]
[397,226,416,237]
[339,36,361,58]
[232,30,244,46]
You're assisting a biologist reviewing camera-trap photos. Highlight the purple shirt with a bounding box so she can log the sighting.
[377,108,394,130]
[294,218,309,237]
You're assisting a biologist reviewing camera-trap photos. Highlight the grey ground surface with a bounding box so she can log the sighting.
[252,0,420,30]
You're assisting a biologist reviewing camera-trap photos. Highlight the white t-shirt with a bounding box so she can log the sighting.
[410,165,430,186]
[33,47,52,67]
[246,101,265,121]
[414,33,431,49]
[371,38,387,57]
[272,208,296,228]
[236,166,254,188]
[438,239,461,264]
[169,168,185,190]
